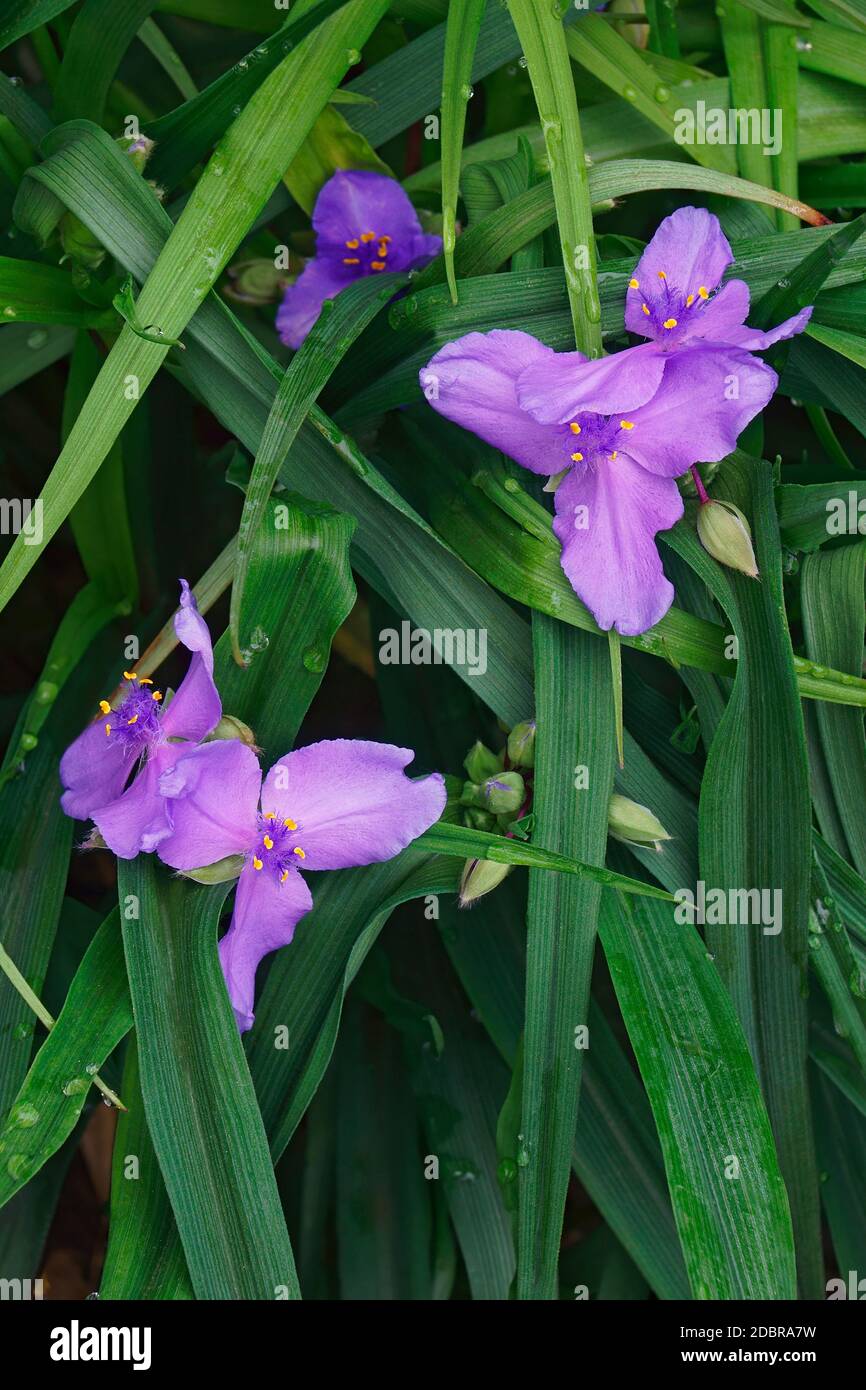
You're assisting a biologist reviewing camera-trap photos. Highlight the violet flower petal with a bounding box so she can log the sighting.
[275,257,353,349]
[160,578,221,742]
[420,329,568,474]
[260,738,447,871]
[156,740,262,870]
[218,863,313,1033]
[516,340,666,425]
[552,455,684,636]
[59,717,134,822]
[91,745,178,860]
[625,206,735,340]
[722,305,814,351]
[622,345,777,477]
[313,169,436,264]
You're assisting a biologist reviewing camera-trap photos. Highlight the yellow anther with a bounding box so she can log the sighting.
[127,714,139,726]
[371,261,386,271]
[293,846,306,859]
[123,671,137,681]
[283,818,297,830]
[569,422,581,435]
[379,235,392,244]
[657,270,667,280]
[377,242,389,257]
[99,700,111,714]
[345,239,360,249]
[642,304,650,316]
[570,452,583,463]
[138,677,153,685]
[264,812,276,820]
[152,690,162,702]
[343,257,360,265]
[662,318,678,329]
[610,451,618,460]
[360,231,375,242]
[686,294,694,307]
[628,278,639,289]
[698,286,709,299]
[253,856,263,870]
[619,420,635,430]
[280,869,289,883]
[104,723,111,737]
[263,835,274,850]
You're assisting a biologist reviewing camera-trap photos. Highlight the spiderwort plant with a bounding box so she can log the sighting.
[153,738,446,1031]
[60,580,220,858]
[276,169,442,348]
[421,330,777,635]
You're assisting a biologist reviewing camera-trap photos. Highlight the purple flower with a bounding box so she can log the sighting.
[420,329,776,635]
[276,169,442,349]
[60,580,221,858]
[155,738,447,1031]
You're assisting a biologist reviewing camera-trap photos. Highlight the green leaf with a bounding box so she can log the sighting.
[0,911,131,1209]
[53,0,159,126]
[283,103,392,215]
[440,0,487,301]
[517,620,614,1300]
[0,257,114,327]
[118,859,299,1299]
[0,0,79,52]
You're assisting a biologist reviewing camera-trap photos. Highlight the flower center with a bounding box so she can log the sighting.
[564,413,635,469]
[252,810,307,881]
[342,230,392,274]
[628,268,713,342]
[100,672,163,751]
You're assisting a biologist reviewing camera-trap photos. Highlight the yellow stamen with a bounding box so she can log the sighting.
[99,700,111,714]
[253,857,263,870]
[371,261,386,271]
[280,869,289,883]
[657,270,667,280]
[152,690,162,702]
[642,304,650,316]
[698,286,709,299]
[570,422,581,435]
[610,451,618,460]
[378,242,389,257]
[379,235,392,244]
[283,818,297,830]
[360,231,375,243]
[138,677,153,685]
[263,835,274,850]
[345,239,360,249]
[343,257,360,265]
[628,278,639,289]
[662,318,677,329]
[293,846,306,859]
[123,671,137,681]
[104,723,111,737]
[571,452,583,463]
[264,812,276,820]
[127,714,139,726]
[619,420,634,430]
[686,294,694,307]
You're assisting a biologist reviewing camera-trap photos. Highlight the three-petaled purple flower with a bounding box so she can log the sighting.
[421,207,812,636]
[60,580,221,858]
[276,169,442,349]
[154,738,446,1031]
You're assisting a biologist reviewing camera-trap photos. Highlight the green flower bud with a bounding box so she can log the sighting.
[463,739,503,783]
[206,715,258,747]
[224,257,296,306]
[59,211,106,270]
[607,793,671,850]
[118,135,156,173]
[458,857,514,907]
[481,771,525,815]
[507,719,536,768]
[696,499,759,579]
[180,854,246,884]
[463,806,496,832]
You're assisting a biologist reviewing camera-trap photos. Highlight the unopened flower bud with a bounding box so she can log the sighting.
[458,857,514,907]
[206,715,258,747]
[507,719,536,768]
[181,853,246,884]
[481,771,525,815]
[696,499,759,579]
[59,211,106,269]
[463,806,496,832]
[120,135,155,173]
[607,793,671,850]
[224,257,295,306]
[463,739,503,783]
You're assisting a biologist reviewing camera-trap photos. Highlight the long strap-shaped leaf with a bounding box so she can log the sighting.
[0,0,390,618]
[440,0,486,301]
[118,862,299,1300]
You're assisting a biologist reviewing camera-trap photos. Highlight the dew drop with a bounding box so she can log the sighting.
[346,48,361,65]
[623,86,638,103]
[10,1103,39,1128]
[302,647,326,673]
[654,85,670,104]
[6,1154,30,1181]
[62,1076,89,1097]
[35,681,58,706]
[27,329,48,350]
